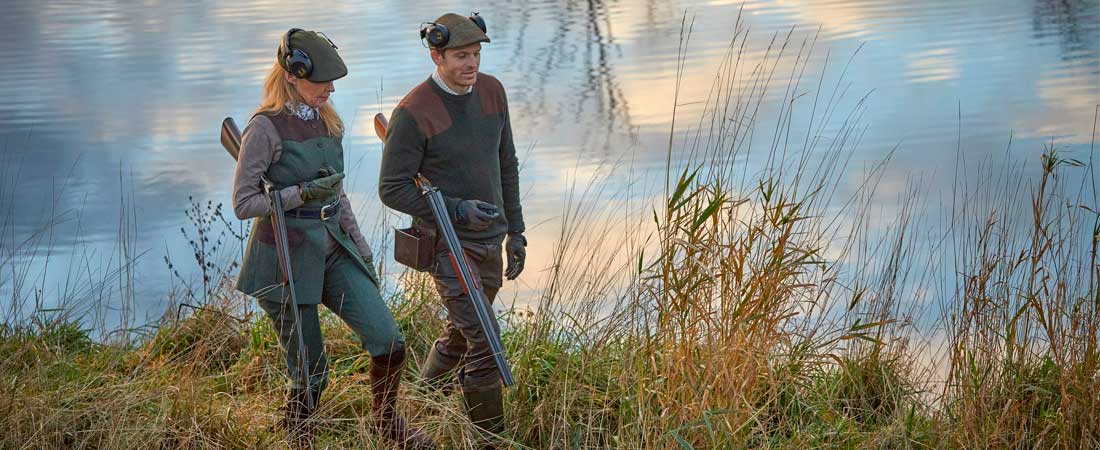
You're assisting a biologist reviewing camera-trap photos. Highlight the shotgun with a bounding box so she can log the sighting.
[221,117,315,406]
[373,113,515,387]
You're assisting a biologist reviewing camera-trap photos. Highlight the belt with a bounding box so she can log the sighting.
[285,199,341,221]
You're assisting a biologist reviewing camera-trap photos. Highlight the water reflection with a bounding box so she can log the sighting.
[1033,0,1100,58]
[0,0,1097,326]
[499,0,635,155]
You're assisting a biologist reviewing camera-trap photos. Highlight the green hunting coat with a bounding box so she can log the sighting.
[232,110,377,305]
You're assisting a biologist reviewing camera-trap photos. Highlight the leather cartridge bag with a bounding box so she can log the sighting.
[394,225,435,272]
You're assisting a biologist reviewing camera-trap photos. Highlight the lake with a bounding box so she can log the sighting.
[1,0,1097,332]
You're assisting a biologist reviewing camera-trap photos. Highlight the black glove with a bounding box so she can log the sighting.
[455,200,499,231]
[298,172,345,202]
[505,232,526,280]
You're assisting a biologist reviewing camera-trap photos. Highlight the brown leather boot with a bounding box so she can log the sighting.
[370,349,437,450]
[282,387,318,449]
[463,386,505,449]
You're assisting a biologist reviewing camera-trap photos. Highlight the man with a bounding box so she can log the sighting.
[378,12,526,447]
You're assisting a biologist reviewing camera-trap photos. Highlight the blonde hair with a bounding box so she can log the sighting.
[256,62,344,137]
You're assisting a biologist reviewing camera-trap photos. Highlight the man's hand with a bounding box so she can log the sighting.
[455,199,499,231]
[505,232,526,280]
[299,172,345,202]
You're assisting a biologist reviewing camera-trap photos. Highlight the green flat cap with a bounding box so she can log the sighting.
[435,13,490,49]
[283,29,347,82]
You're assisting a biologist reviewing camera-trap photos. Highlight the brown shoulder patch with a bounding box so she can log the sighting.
[397,80,451,139]
[476,73,506,115]
[257,110,327,142]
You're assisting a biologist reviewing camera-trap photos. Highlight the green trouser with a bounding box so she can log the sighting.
[258,237,405,391]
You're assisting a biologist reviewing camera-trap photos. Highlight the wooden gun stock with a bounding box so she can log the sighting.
[373,113,388,142]
[221,117,242,161]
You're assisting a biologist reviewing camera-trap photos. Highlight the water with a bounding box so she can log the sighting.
[1,0,1097,328]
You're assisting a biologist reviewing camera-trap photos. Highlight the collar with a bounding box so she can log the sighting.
[431,68,473,96]
[285,101,319,121]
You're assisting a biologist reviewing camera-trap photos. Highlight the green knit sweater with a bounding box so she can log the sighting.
[379,73,524,243]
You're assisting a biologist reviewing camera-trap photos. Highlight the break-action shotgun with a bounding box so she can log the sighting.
[373,113,515,387]
[221,117,315,406]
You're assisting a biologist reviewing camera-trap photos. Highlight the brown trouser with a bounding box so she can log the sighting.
[429,239,504,392]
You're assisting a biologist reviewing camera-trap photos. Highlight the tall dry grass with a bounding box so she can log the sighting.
[941,147,1098,449]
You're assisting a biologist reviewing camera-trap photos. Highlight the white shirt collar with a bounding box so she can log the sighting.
[432,68,473,95]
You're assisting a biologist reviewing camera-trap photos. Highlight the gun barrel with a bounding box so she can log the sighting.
[418,176,515,387]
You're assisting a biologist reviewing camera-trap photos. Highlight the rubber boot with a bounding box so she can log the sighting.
[370,349,437,450]
[282,387,318,449]
[419,345,458,396]
[462,386,505,449]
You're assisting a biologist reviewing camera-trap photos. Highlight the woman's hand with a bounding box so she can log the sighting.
[299,172,345,202]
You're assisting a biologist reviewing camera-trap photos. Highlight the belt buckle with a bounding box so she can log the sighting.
[320,202,336,221]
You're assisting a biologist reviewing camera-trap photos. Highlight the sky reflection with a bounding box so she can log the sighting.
[0,0,1096,328]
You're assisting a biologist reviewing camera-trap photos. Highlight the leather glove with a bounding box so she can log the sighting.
[298,172,345,202]
[505,232,526,280]
[454,199,499,231]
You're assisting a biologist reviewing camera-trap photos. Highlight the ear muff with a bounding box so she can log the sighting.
[420,13,487,49]
[420,22,450,49]
[469,12,486,33]
[280,28,313,79]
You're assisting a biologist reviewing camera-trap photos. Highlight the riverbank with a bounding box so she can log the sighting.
[2,145,1095,449]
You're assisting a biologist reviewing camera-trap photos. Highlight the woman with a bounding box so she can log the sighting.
[232,28,435,449]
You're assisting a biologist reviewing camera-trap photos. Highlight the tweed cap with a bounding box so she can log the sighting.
[433,13,490,50]
[282,29,347,82]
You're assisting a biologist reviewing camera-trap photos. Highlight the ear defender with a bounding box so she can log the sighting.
[281,28,313,79]
[469,12,486,33]
[420,13,488,49]
[420,22,450,49]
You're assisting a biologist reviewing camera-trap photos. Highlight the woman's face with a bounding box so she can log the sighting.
[286,72,335,108]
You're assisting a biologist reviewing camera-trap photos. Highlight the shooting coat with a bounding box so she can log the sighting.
[233,110,377,305]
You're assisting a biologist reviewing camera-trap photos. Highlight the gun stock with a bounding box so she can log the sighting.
[373,113,388,142]
[221,117,242,161]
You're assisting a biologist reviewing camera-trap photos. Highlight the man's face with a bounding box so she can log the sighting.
[431,42,481,89]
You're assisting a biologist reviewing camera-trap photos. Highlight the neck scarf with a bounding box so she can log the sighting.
[285,101,319,121]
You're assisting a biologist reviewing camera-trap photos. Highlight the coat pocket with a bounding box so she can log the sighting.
[254,219,306,248]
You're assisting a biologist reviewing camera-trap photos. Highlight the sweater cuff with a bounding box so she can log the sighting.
[443,196,462,224]
[279,185,305,211]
